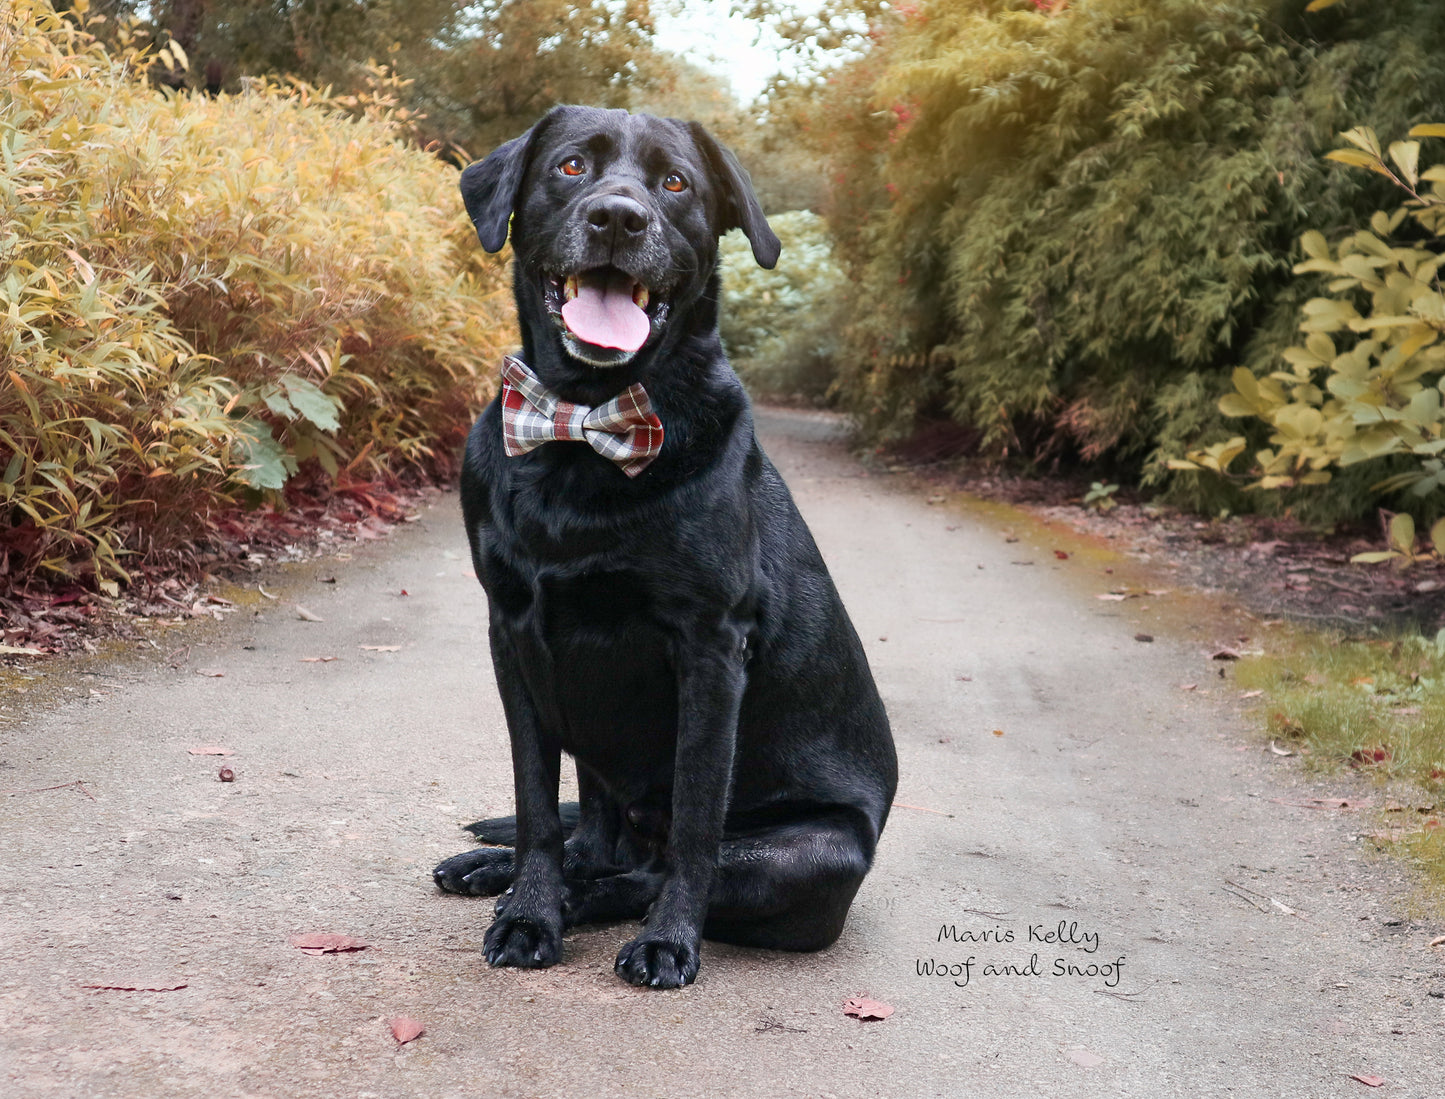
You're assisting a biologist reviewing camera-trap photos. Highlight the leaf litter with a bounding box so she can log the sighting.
[289,933,369,955]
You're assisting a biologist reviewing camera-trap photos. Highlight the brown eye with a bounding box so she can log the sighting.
[663,171,687,193]
[559,156,585,177]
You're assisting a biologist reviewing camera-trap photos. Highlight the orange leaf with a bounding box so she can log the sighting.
[389,1016,425,1044]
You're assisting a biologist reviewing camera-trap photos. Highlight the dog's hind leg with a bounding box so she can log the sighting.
[701,813,875,952]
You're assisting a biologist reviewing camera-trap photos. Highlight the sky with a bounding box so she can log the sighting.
[652,0,796,102]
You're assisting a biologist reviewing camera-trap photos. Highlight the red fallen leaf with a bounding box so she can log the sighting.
[398,589,410,597]
[1053,550,1069,559]
[842,996,893,1020]
[195,668,225,677]
[1350,747,1392,766]
[218,766,235,782]
[80,983,187,992]
[389,1016,425,1044]
[289,933,369,955]
[1349,1074,1385,1087]
[188,745,235,756]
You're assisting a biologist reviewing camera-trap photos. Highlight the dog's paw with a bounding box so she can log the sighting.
[614,933,700,989]
[433,848,514,896]
[483,909,563,969]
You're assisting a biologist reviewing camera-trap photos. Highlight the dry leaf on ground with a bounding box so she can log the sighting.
[289,933,369,955]
[188,746,234,756]
[80,983,187,992]
[194,668,225,677]
[300,656,338,663]
[1349,1074,1385,1087]
[389,1017,425,1045]
[842,996,893,1020]
[360,645,401,652]
[294,605,323,622]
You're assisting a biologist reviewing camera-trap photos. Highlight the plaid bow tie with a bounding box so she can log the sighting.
[499,356,664,478]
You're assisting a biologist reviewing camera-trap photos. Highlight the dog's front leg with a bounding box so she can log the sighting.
[614,631,744,988]
[483,626,566,969]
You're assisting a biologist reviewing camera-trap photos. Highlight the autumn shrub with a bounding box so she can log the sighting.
[719,211,844,402]
[0,0,511,586]
[1176,125,1445,530]
[817,0,1445,515]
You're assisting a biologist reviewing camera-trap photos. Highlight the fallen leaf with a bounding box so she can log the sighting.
[218,766,235,783]
[1053,550,1069,559]
[0,644,44,656]
[289,933,369,955]
[1349,1075,1385,1088]
[1096,593,1128,601]
[294,605,323,622]
[1270,897,1301,917]
[1211,649,1241,661]
[1429,935,1445,947]
[188,746,234,756]
[300,656,339,663]
[79,983,187,992]
[195,668,225,678]
[992,729,1004,737]
[1066,1049,1104,1067]
[1179,683,1198,691]
[359,645,401,652]
[1239,689,1264,699]
[1268,741,1295,757]
[389,1017,425,1044]
[842,996,893,1020]
[398,589,410,597]
[1134,633,1154,643]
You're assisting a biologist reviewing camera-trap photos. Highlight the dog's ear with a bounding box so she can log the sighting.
[688,123,781,270]
[460,110,560,253]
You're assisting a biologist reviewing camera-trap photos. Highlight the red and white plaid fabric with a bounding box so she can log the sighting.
[499,356,664,478]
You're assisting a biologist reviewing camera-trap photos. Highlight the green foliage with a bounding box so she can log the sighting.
[816,0,1445,511]
[1179,124,1445,524]
[719,211,845,401]
[0,0,511,583]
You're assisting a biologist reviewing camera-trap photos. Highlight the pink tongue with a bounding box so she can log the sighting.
[561,274,650,352]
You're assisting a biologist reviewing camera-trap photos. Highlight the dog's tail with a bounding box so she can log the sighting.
[463,802,581,845]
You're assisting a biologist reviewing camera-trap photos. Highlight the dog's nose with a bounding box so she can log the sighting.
[585,194,650,242]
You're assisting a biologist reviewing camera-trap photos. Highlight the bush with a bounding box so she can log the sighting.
[1176,125,1445,523]
[816,0,1445,513]
[0,0,512,585]
[719,210,845,402]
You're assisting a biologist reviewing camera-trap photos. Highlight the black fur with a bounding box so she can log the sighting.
[434,106,897,989]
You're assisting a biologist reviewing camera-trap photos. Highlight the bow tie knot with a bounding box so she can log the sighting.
[499,356,664,477]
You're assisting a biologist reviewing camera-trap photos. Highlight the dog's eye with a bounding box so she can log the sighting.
[559,156,586,177]
[663,172,687,193]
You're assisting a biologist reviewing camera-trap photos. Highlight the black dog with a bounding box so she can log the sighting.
[433,106,897,989]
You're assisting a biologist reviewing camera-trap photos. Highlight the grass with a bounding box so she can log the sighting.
[1236,631,1445,895]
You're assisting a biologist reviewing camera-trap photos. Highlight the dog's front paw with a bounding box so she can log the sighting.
[433,848,514,896]
[615,933,700,989]
[483,909,563,969]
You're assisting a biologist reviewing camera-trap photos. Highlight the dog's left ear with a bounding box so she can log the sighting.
[460,109,561,253]
[688,123,781,270]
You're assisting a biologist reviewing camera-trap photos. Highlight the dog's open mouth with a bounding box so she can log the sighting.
[544,266,668,359]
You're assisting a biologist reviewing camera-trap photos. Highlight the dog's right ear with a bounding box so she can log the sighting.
[460,110,559,253]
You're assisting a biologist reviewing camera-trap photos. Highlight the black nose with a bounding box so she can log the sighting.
[585,194,650,242]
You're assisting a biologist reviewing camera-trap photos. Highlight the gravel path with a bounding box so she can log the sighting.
[1,407,1441,1097]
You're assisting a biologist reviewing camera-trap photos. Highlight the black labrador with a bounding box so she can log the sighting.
[433,106,897,989]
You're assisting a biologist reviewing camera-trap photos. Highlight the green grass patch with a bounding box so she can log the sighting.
[1236,632,1445,894]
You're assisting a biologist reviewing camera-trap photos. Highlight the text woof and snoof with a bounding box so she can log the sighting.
[917,921,1126,989]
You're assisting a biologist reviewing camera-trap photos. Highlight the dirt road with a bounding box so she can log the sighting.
[2,408,1441,1097]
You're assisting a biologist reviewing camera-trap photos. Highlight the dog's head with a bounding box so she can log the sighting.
[461,106,780,377]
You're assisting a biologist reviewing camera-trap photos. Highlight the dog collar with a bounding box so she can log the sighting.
[498,356,664,477]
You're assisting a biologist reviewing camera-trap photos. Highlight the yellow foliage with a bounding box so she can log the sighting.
[0,0,512,582]
[1183,124,1445,506]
